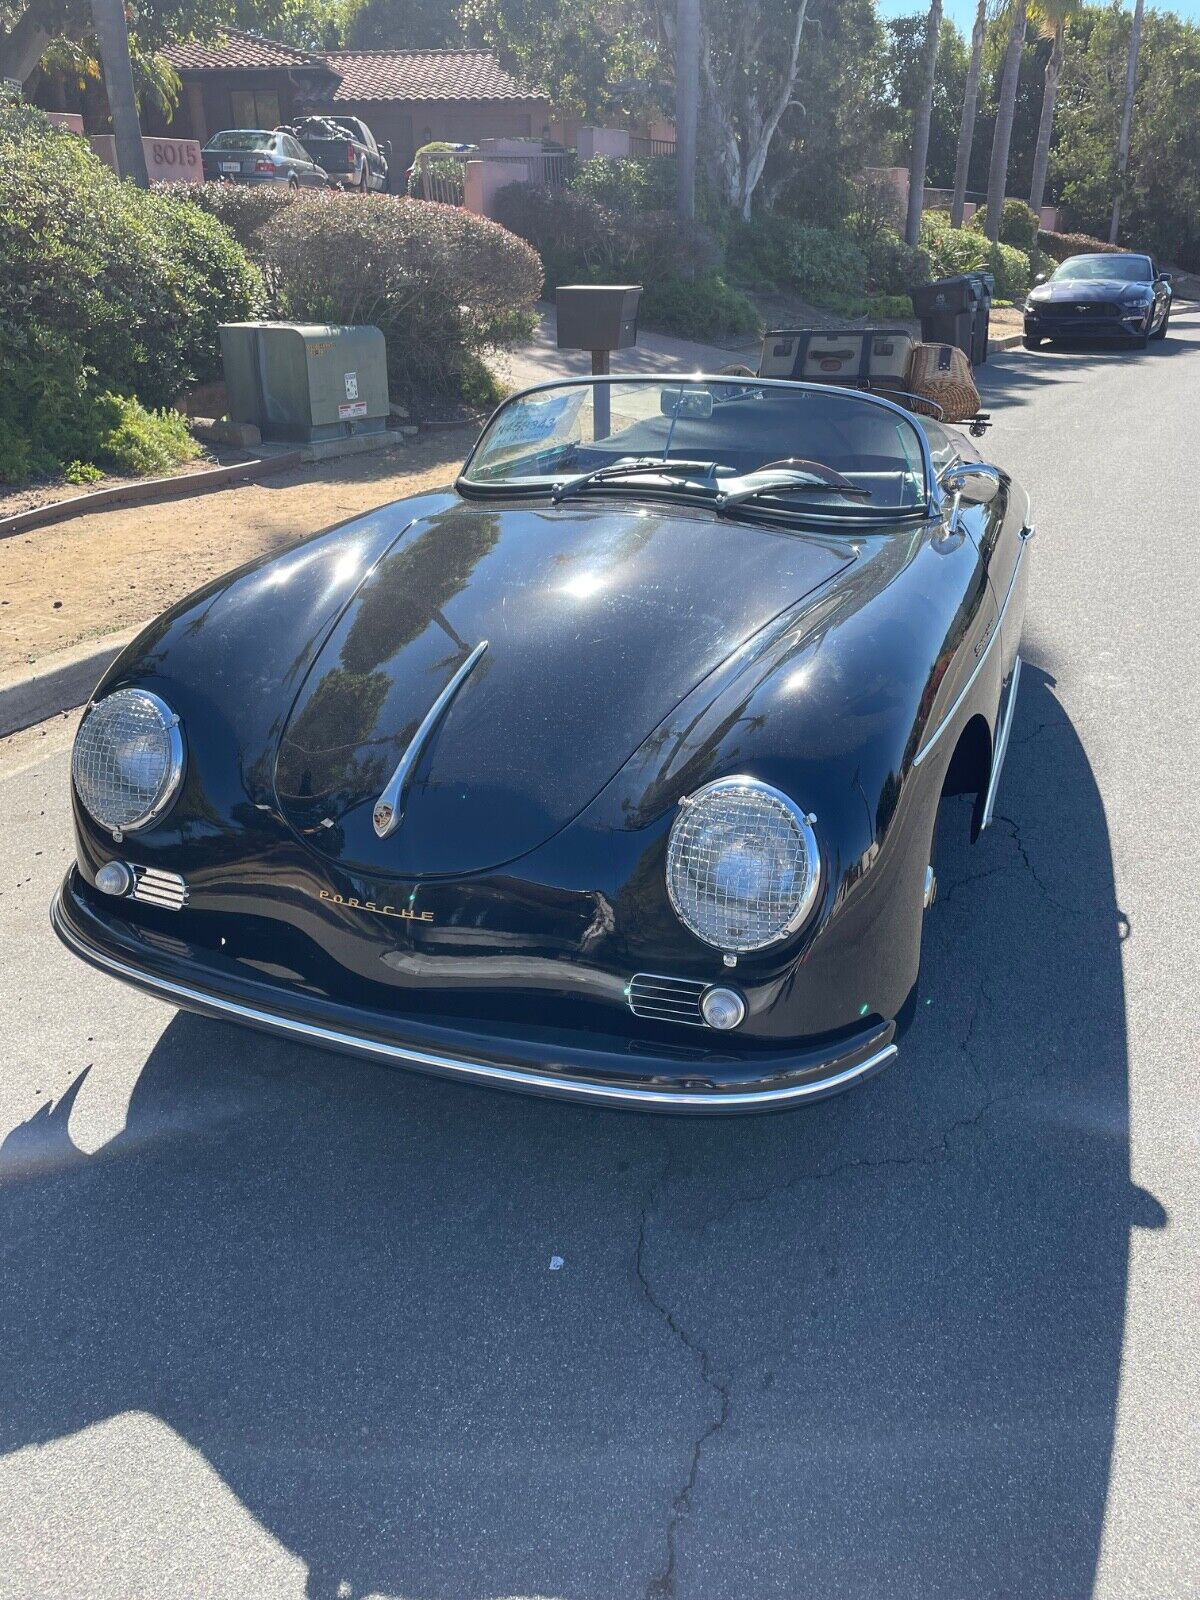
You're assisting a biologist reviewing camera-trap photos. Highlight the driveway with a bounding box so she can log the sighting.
[1,316,1198,1598]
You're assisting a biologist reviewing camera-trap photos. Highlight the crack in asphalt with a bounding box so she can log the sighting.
[994,811,1081,916]
[636,1152,732,1600]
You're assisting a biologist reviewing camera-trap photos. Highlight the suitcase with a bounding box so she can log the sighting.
[905,342,981,423]
[757,327,912,383]
[758,328,915,389]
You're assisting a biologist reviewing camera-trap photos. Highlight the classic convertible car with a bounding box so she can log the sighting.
[53,376,1031,1110]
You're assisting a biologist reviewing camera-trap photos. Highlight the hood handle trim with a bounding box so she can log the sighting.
[372,639,488,839]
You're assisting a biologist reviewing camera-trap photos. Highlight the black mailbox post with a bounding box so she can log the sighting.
[556,284,642,437]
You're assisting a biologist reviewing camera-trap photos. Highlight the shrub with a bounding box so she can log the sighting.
[491,182,733,334]
[639,272,760,339]
[725,213,800,289]
[916,212,1031,302]
[181,179,299,255]
[0,100,260,480]
[1037,228,1124,263]
[784,225,869,308]
[968,199,1040,251]
[262,192,542,405]
[92,394,200,477]
[863,229,931,295]
[570,154,676,213]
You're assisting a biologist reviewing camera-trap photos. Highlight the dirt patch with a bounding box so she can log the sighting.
[0,429,476,675]
[0,451,227,523]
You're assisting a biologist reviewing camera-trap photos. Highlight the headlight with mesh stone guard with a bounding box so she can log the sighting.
[665,776,821,955]
[72,689,185,838]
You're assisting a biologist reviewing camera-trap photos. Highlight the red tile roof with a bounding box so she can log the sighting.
[162,29,328,73]
[324,49,547,105]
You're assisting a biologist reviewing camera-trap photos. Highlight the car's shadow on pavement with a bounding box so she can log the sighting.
[1,665,1160,1600]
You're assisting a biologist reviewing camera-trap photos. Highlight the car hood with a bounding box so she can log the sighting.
[1034,278,1150,302]
[273,497,853,877]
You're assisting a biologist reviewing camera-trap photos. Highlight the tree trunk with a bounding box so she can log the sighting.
[0,10,51,84]
[89,0,148,187]
[905,0,943,247]
[1109,0,1144,243]
[984,0,1028,242]
[951,0,986,227]
[675,0,699,223]
[1028,23,1065,216]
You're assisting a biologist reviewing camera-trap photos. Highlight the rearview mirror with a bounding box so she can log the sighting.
[660,387,714,421]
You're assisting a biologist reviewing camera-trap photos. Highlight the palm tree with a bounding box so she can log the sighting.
[905,0,944,247]
[951,0,988,227]
[1028,0,1078,217]
[90,0,149,187]
[983,0,1028,242]
[1109,0,1145,243]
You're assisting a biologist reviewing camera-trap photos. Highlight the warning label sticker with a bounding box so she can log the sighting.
[338,400,368,419]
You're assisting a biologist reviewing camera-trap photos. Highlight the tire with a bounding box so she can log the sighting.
[1151,303,1170,341]
[1130,330,1149,351]
[287,177,299,191]
[358,167,369,193]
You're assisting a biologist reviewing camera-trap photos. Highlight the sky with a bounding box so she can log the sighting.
[876,0,1200,29]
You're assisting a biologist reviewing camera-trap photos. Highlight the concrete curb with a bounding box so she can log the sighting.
[0,626,143,738]
[0,452,303,542]
[988,332,1025,354]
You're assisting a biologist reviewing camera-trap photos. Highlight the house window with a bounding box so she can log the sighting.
[230,89,281,129]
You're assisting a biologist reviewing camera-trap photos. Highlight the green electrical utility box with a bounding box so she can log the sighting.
[219,322,389,444]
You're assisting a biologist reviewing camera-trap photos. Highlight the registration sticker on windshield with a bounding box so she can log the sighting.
[488,389,587,449]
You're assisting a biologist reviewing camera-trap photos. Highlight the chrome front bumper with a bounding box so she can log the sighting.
[51,872,898,1114]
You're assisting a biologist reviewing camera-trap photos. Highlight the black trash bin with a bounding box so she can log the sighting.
[968,270,994,365]
[911,274,979,360]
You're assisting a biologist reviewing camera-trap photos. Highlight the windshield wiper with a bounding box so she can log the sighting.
[716,468,871,513]
[550,458,718,503]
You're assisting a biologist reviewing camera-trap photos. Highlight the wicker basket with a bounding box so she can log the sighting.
[906,343,981,423]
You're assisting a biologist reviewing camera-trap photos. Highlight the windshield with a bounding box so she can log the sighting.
[460,378,930,520]
[1053,254,1152,283]
[205,131,274,152]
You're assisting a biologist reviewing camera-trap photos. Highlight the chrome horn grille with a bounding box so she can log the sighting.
[626,973,708,1027]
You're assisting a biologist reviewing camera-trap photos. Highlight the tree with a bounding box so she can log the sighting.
[696,0,809,219]
[88,0,147,184]
[904,0,943,246]
[463,0,661,122]
[1028,0,1077,215]
[951,0,987,225]
[1109,0,1143,242]
[674,0,698,220]
[984,0,1027,241]
[343,0,460,50]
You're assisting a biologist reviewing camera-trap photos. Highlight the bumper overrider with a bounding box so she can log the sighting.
[51,869,897,1114]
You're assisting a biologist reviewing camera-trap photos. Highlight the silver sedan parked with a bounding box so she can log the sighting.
[200,129,328,188]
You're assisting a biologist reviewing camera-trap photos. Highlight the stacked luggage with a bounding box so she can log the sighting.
[758,326,981,425]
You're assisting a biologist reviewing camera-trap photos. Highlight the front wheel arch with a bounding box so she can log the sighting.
[941,713,993,840]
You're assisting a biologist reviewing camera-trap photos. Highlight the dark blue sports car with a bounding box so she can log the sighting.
[1023,252,1171,349]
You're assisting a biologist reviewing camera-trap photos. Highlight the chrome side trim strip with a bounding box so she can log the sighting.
[980,654,1022,830]
[372,639,488,839]
[50,892,896,1110]
[913,539,1025,767]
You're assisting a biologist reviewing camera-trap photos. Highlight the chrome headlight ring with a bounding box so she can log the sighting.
[665,775,822,957]
[72,688,185,839]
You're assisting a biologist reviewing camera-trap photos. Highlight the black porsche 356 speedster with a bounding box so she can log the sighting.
[54,376,1031,1111]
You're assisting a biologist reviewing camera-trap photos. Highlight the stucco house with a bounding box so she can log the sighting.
[35,28,551,173]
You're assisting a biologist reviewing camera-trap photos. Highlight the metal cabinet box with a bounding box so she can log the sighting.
[219,322,389,443]
[556,285,642,351]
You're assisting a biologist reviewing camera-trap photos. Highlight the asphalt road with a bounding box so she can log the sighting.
[2,315,1199,1600]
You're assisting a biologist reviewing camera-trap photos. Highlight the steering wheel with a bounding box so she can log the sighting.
[755,457,862,493]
